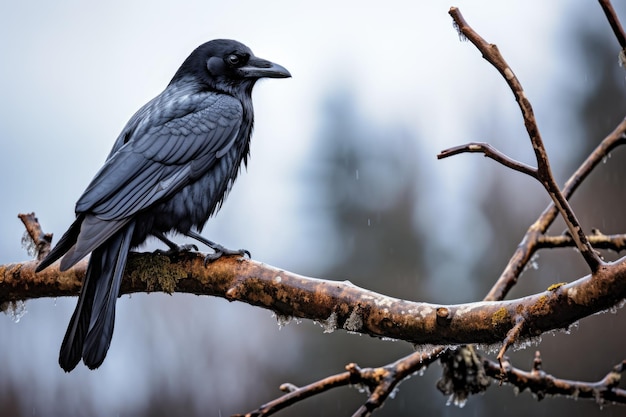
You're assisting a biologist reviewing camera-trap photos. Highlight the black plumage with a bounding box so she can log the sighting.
[35,39,290,372]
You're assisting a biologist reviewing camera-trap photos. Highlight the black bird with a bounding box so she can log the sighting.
[35,39,290,372]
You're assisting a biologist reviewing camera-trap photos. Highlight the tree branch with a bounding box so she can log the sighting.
[599,0,626,51]
[447,6,604,271]
[486,352,626,404]
[3,248,626,351]
[437,142,538,178]
[17,213,52,261]
[236,350,445,417]
[486,117,626,302]
[537,230,626,252]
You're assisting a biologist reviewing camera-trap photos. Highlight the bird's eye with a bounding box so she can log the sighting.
[226,54,242,66]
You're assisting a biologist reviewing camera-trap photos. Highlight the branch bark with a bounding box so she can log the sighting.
[2,251,626,347]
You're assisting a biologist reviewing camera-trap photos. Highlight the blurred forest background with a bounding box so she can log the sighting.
[1,1,626,416]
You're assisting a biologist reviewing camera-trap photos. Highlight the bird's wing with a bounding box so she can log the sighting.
[76,90,243,221]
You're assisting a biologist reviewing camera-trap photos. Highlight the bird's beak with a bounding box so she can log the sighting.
[240,57,291,79]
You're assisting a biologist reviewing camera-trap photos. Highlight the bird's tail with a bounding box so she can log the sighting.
[59,221,135,372]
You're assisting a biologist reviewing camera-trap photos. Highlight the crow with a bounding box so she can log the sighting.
[35,39,291,372]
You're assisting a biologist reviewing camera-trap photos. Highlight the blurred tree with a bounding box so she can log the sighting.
[570,12,626,250]
[264,86,442,416]
[312,88,426,299]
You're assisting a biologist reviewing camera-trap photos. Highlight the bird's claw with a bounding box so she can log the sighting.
[203,246,250,265]
[155,243,199,256]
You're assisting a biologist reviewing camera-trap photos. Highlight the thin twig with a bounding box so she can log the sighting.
[537,230,626,252]
[18,213,52,261]
[497,315,525,371]
[237,349,445,417]
[599,0,626,49]
[233,372,353,417]
[353,349,445,416]
[437,142,538,179]
[488,354,626,403]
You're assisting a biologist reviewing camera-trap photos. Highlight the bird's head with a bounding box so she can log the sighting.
[170,39,291,95]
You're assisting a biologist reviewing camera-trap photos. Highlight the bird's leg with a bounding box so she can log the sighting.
[184,230,250,263]
[153,232,198,255]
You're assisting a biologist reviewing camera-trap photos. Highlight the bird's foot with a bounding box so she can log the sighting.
[203,245,250,265]
[155,243,199,256]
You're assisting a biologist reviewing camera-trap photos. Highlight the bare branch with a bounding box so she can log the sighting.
[437,142,538,179]
[352,349,445,416]
[238,349,445,417]
[17,213,52,261]
[448,7,603,271]
[496,315,526,370]
[234,371,353,417]
[486,118,626,301]
[487,352,626,404]
[538,230,626,252]
[599,0,626,50]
